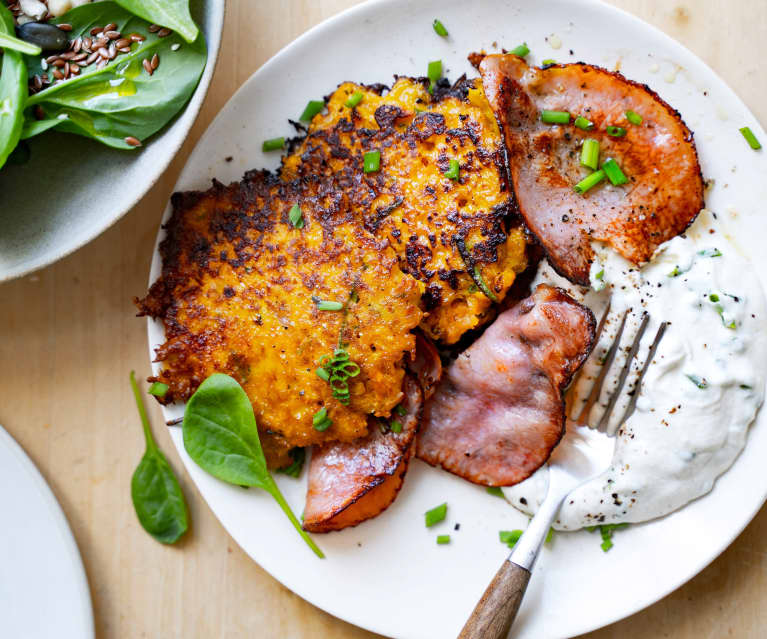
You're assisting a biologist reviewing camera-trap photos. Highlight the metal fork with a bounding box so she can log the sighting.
[458,307,667,639]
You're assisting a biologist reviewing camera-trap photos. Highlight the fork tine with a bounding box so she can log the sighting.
[596,312,650,432]
[613,321,668,428]
[574,308,628,423]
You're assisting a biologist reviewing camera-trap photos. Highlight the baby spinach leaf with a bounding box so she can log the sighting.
[0,4,27,169]
[0,31,41,56]
[23,1,205,149]
[115,0,198,43]
[183,374,325,558]
[130,371,189,544]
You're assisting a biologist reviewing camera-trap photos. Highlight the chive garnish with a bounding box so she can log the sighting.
[574,116,594,130]
[315,367,330,381]
[668,265,682,277]
[602,158,629,185]
[595,269,604,280]
[686,374,708,389]
[740,126,761,150]
[574,169,606,194]
[436,534,451,545]
[345,91,363,108]
[425,502,447,527]
[300,100,325,122]
[317,347,361,405]
[625,110,643,125]
[312,407,333,431]
[432,19,448,37]
[288,203,304,228]
[580,138,600,170]
[148,381,169,397]
[698,248,722,258]
[262,137,285,152]
[486,486,505,498]
[473,265,498,302]
[592,523,628,552]
[444,158,460,180]
[363,150,381,173]
[394,404,407,417]
[606,125,627,137]
[315,299,344,311]
[509,43,529,57]
[499,529,523,548]
[390,420,403,433]
[541,109,570,124]
[427,59,442,93]
[709,293,720,302]
[276,448,306,478]
[541,58,556,66]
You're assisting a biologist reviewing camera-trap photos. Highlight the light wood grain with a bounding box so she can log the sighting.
[0,1,764,637]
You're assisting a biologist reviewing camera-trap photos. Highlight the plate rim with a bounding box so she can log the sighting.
[144,0,767,637]
[0,425,95,639]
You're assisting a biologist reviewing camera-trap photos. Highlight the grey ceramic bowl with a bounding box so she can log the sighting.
[0,0,224,282]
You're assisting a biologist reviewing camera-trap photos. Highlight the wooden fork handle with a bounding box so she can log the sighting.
[458,560,531,639]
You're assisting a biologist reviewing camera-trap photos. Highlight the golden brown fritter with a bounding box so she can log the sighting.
[136,171,423,449]
[282,77,528,343]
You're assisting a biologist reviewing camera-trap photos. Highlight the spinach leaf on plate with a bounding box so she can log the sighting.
[115,0,198,44]
[24,1,205,149]
[0,31,41,56]
[130,371,189,544]
[0,4,27,169]
[183,374,325,558]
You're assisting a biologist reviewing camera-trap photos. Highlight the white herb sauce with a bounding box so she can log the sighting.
[504,212,767,529]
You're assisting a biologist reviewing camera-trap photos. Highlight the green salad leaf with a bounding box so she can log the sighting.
[129,371,189,544]
[115,0,198,43]
[183,374,325,558]
[24,1,205,149]
[0,31,41,56]
[0,4,27,169]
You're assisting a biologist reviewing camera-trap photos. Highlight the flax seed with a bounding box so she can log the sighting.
[124,136,142,147]
[73,37,82,53]
[103,23,117,32]
[60,51,75,60]
[97,47,109,59]
[33,75,42,90]
[57,23,72,31]
[142,58,153,75]
[157,27,171,37]
[148,24,160,33]
[72,52,87,61]
[150,53,159,70]
[52,69,64,80]
[128,33,145,42]
[105,30,120,39]
[52,58,65,67]
[118,46,131,54]
[34,105,45,120]
[115,38,130,48]
[70,64,80,75]
[85,51,99,64]
[83,37,92,50]
[46,55,59,63]
[90,26,103,36]
[107,42,116,59]
[63,62,70,77]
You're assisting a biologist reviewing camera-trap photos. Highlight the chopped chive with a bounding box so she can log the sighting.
[698,248,722,258]
[316,367,330,381]
[425,502,447,527]
[602,158,629,186]
[345,91,363,108]
[299,100,325,122]
[541,58,556,66]
[580,138,600,170]
[709,293,720,302]
[740,126,762,150]
[509,43,529,57]
[499,529,523,548]
[486,486,505,498]
[390,420,403,433]
[427,59,442,93]
[444,159,460,180]
[545,528,554,544]
[288,203,304,228]
[147,381,169,398]
[363,150,381,173]
[574,169,606,194]
[668,265,682,277]
[595,523,628,552]
[262,137,285,152]
[625,110,643,125]
[473,265,498,302]
[313,407,333,432]
[574,116,594,130]
[436,534,451,545]
[315,299,344,311]
[606,125,627,137]
[276,447,306,478]
[394,404,407,416]
[432,19,448,37]
[686,374,708,389]
[541,109,570,124]
[595,269,604,280]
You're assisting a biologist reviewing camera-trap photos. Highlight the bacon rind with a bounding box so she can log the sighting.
[416,284,596,486]
[479,55,704,285]
[302,375,423,533]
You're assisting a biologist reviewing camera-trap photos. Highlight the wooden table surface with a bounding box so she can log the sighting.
[1,1,765,637]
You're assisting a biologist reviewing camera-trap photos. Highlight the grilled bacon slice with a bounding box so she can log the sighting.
[416,284,595,486]
[479,54,704,284]
[302,375,422,533]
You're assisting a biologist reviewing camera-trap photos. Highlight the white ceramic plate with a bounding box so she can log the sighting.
[0,425,94,639]
[0,0,224,283]
[146,1,767,637]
